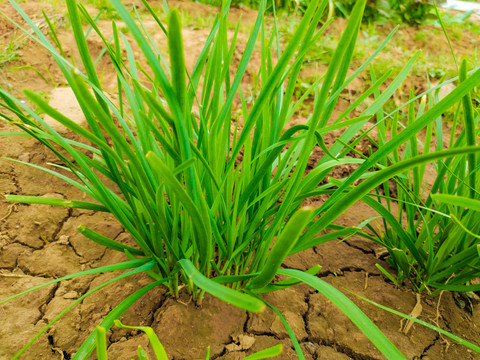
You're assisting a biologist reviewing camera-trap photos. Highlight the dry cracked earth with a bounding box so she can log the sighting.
[0,1,479,359]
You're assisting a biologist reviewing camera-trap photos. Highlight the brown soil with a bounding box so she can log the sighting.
[0,2,479,360]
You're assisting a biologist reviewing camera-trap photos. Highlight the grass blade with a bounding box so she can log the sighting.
[0,258,152,305]
[431,194,480,212]
[459,60,477,199]
[349,290,480,353]
[278,269,404,359]
[6,195,109,212]
[243,344,283,360]
[179,259,265,313]
[78,225,145,255]
[73,278,167,359]
[248,207,314,289]
[114,320,168,360]
[168,9,187,115]
[95,327,108,360]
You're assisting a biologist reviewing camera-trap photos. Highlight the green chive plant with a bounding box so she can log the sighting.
[2,0,480,358]
[359,60,480,294]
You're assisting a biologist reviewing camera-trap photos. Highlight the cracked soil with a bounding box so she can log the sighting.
[0,1,479,359]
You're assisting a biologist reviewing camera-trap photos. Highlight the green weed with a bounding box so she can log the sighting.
[0,39,22,68]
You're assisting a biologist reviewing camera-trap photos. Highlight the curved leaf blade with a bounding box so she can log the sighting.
[278,269,405,359]
[179,259,265,313]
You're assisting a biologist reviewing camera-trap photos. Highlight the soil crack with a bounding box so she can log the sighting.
[35,282,59,325]
[244,311,250,333]
[303,291,315,338]
[48,334,72,359]
[420,334,440,359]
[339,266,368,273]
[343,239,376,254]
[318,339,378,360]
[51,206,72,241]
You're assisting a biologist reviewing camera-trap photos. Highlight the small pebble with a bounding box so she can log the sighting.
[63,291,79,299]
[57,235,70,244]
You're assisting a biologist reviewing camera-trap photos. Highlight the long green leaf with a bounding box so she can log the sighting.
[78,225,145,256]
[349,290,480,353]
[179,259,265,313]
[146,152,211,266]
[322,65,480,211]
[244,344,283,360]
[6,195,109,212]
[248,207,314,289]
[431,194,480,212]
[459,60,477,199]
[168,9,186,114]
[0,258,152,305]
[303,147,480,259]
[73,278,167,359]
[14,262,157,359]
[95,327,108,360]
[278,269,404,359]
[114,320,168,360]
